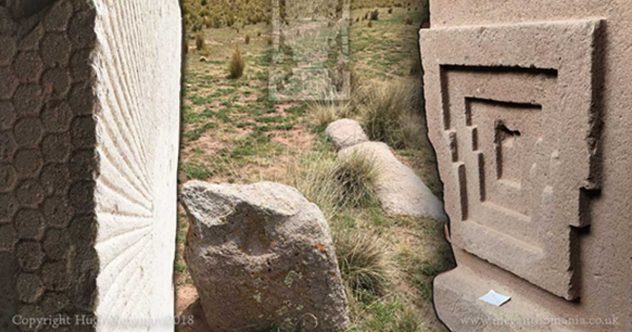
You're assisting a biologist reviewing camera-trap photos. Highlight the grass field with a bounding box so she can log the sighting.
[176,2,454,331]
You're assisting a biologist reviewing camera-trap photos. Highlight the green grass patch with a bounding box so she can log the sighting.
[189,94,211,106]
[180,161,213,180]
[178,4,447,331]
[183,122,217,141]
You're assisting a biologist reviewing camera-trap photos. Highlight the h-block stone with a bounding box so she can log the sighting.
[421,1,631,331]
[0,1,181,331]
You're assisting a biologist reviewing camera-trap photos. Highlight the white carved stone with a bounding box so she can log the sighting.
[92,0,182,330]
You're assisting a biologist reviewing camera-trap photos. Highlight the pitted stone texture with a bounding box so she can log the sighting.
[340,142,447,221]
[325,118,369,150]
[181,181,350,332]
[0,0,182,331]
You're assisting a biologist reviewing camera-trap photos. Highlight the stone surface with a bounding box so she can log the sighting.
[434,249,578,332]
[340,142,447,221]
[180,181,350,332]
[422,1,632,330]
[325,118,369,150]
[4,0,57,19]
[176,300,211,332]
[0,1,181,331]
[422,17,601,300]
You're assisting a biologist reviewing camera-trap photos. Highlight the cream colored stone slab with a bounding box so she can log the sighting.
[421,20,603,300]
[92,0,182,331]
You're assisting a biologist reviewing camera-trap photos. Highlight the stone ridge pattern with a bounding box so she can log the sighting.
[0,1,99,331]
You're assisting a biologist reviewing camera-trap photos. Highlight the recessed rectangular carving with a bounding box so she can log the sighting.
[466,98,542,214]
[421,19,603,300]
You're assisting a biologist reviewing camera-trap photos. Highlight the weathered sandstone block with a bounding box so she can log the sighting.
[0,1,181,331]
[339,142,447,221]
[325,118,369,150]
[180,181,350,332]
[421,1,631,330]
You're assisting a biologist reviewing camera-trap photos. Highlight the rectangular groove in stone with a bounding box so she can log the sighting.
[421,19,602,300]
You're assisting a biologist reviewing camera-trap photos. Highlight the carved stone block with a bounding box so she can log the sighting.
[422,19,602,300]
[422,1,632,330]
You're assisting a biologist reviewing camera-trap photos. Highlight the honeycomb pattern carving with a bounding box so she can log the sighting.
[0,1,98,330]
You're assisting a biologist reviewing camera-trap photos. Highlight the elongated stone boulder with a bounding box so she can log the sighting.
[180,181,350,332]
[0,1,181,331]
[339,142,447,221]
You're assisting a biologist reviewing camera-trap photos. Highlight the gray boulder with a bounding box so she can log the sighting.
[180,181,350,332]
[339,142,448,221]
[326,118,369,150]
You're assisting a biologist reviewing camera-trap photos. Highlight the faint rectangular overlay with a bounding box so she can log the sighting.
[269,0,350,101]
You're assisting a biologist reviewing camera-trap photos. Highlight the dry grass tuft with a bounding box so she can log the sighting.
[312,104,339,130]
[288,150,341,219]
[334,231,390,298]
[228,48,245,79]
[195,33,205,51]
[289,148,378,219]
[333,152,379,208]
[370,9,380,20]
[356,79,426,149]
[308,101,353,131]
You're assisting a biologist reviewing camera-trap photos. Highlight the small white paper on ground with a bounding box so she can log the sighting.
[479,290,511,307]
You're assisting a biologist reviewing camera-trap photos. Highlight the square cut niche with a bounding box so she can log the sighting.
[421,19,603,300]
[466,97,544,218]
